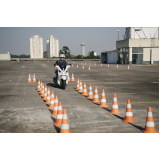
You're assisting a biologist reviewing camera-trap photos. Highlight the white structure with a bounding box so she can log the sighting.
[81,42,85,56]
[46,35,59,58]
[93,51,97,56]
[101,46,117,64]
[116,27,159,64]
[30,35,43,58]
[0,52,11,61]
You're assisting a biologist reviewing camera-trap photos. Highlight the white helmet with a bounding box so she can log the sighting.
[60,54,65,58]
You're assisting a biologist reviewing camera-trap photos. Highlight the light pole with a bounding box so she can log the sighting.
[117,29,119,40]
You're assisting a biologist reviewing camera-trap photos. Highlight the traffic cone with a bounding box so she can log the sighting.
[32,73,36,82]
[54,101,63,126]
[107,64,109,67]
[128,65,129,69]
[82,65,84,69]
[27,73,32,82]
[18,60,19,62]
[143,106,158,133]
[78,80,83,93]
[45,88,51,104]
[51,95,59,116]
[60,109,70,133]
[82,82,88,96]
[77,64,78,68]
[75,78,79,90]
[39,81,43,94]
[92,87,100,103]
[123,99,136,123]
[88,66,90,70]
[95,63,96,66]
[99,89,109,107]
[101,63,102,67]
[72,64,74,67]
[116,64,118,68]
[85,62,86,65]
[87,84,94,99]
[68,73,70,81]
[36,79,40,91]
[71,73,75,81]
[40,83,44,97]
[42,85,47,100]
[110,94,121,114]
[48,91,54,109]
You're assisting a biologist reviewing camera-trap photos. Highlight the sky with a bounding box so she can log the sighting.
[0,27,126,56]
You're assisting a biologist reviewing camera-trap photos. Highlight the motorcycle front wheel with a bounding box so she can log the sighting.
[61,79,66,90]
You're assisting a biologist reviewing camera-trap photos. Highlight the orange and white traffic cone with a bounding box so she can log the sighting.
[60,109,70,133]
[27,73,32,82]
[75,78,79,91]
[40,83,44,97]
[42,85,47,100]
[123,99,136,123]
[39,81,43,94]
[77,64,78,68]
[48,91,54,109]
[107,64,109,67]
[32,73,36,82]
[143,106,158,133]
[87,84,94,99]
[82,82,88,96]
[71,73,75,81]
[116,64,118,68]
[110,94,121,114]
[54,101,63,126]
[72,64,74,67]
[18,59,19,62]
[82,65,84,69]
[128,65,129,69]
[99,89,109,107]
[88,66,90,70]
[101,63,102,67]
[45,88,51,104]
[92,87,100,103]
[68,73,70,81]
[36,79,40,91]
[85,62,86,65]
[78,80,83,93]
[51,95,59,116]
[95,63,96,66]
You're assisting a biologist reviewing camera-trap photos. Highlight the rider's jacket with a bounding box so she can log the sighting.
[55,60,67,69]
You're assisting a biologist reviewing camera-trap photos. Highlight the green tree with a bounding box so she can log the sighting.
[43,51,47,58]
[88,51,94,56]
[59,46,71,59]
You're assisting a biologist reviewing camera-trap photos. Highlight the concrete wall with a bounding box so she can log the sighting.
[153,48,159,62]
[0,54,11,61]
[117,39,159,48]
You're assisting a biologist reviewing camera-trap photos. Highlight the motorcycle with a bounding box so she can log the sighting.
[53,64,71,89]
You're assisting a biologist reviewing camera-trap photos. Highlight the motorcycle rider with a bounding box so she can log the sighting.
[54,54,68,82]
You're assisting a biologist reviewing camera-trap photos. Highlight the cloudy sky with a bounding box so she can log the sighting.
[0,27,126,56]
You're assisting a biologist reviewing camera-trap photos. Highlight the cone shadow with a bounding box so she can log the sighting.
[103,107,111,112]
[128,123,145,131]
[113,114,124,120]
[54,125,60,133]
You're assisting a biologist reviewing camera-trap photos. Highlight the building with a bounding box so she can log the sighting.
[0,52,11,61]
[101,46,117,64]
[81,42,85,56]
[46,35,59,58]
[30,35,43,58]
[116,27,159,64]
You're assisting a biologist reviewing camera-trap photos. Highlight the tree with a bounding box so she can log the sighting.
[88,51,94,56]
[59,46,71,59]
[43,51,47,58]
